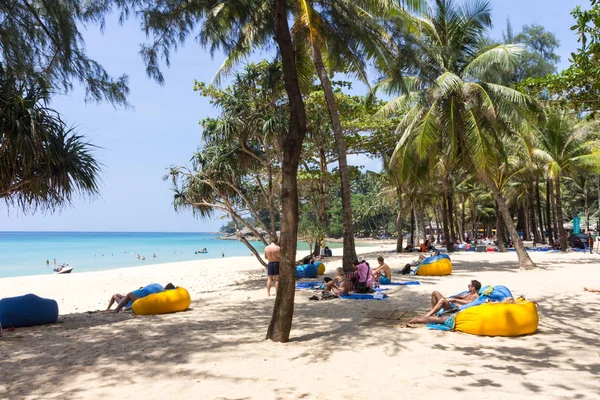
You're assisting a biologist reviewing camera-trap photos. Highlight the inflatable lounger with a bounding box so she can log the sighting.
[314,262,326,275]
[0,294,59,328]
[414,255,452,276]
[133,287,191,315]
[296,263,319,279]
[428,285,538,336]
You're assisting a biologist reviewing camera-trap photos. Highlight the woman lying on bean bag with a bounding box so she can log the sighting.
[106,283,175,312]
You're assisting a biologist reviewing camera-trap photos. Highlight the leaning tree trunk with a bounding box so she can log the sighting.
[395,188,403,253]
[484,176,536,269]
[266,0,307,342]
[546,176,555,246]
[554,176,568,252]
[311,45,356,271]
[535,179,546,244]
[496,203,506,252]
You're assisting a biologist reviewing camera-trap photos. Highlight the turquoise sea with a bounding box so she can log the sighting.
[0,231,326,278]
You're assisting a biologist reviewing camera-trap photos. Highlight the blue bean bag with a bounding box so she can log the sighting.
[0,294,59,328]
[296,264,319,279]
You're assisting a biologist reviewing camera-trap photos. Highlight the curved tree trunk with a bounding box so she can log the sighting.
[266,0,307,342]
[555,176,568,252]
[484,176,536,269]
[311,45,356,271]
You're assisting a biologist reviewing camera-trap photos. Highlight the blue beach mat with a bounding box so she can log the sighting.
[339,293,388,300]
[380,281,420,286]
[295,281,322,290]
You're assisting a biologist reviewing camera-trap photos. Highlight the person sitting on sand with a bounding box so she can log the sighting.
[324,267,349,296]
[373,256,392,284]
[107,283,176,312]
[352,259,373,292]
[408,280,481,324]
[584,287,600,293]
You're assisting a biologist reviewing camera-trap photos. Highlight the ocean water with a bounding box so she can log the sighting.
[0,231,322,278]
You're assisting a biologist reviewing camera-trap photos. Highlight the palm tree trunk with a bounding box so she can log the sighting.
[448,184,456,243]
[441,176,452,251]
[546,176,555,246]
[530,191,539,245]
[395,188,403,253]
[484,176,536,269]
[311,44,356,271]
[266,0,307,342]
[461,195,466,243]
[415,208,420,245]
[584,180,590,233]
[535,179,546,244]
[555,176,568,251]
[410,207,415,247]
[496,203,506,252]
[597,175,600,233]
[434,206,442,243]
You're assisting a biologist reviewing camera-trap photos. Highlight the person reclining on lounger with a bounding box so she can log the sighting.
[408,280,481,324]
[584,287,600,293]
[107,283,176,312]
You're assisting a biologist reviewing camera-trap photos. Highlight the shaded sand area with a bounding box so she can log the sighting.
[1,246,599,399]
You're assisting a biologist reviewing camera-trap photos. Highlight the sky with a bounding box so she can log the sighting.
[1,0,587,232]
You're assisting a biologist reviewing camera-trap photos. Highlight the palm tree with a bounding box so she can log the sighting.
[107,0,308,342]
[534,110,600,251]
[377,0,540,269]
[0,70,100,212]
[289,0,424,270]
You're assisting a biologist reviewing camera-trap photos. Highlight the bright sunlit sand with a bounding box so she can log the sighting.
[1,247,599,399]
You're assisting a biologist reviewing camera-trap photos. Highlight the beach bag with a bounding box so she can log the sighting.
[401,264,412,275]
[355,264,371,293]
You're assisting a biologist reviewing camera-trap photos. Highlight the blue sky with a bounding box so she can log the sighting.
[1,0,585,232]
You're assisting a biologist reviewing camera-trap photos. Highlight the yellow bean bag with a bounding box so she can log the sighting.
[454,299,538,336]
[416,258,452,276]
[132,287,191,315]
[317,263,326,275]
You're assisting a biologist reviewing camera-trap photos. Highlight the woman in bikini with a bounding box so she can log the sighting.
[325,267,349,296]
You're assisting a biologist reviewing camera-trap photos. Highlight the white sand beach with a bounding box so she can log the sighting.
[1,246,599,400]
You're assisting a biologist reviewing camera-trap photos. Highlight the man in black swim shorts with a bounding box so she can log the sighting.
[264,237,281,296]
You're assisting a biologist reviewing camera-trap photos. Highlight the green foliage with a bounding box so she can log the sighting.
[511,24,561,82]
[1,1,129,105]
[520,1,600,113]
[0,68,101,213]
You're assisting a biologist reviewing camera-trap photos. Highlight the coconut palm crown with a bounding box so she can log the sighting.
[381,0,540,268]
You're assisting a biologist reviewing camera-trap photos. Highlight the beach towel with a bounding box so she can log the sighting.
[295,281,322,290]
[339,293,388,300]
[426,315,456,331]
[380,281,420,286]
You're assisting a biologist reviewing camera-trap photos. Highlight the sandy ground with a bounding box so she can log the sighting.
[1,245,599,400]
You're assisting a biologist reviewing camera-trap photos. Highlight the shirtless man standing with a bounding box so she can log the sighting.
[264,237,281,296]
[409,280,481,324]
